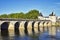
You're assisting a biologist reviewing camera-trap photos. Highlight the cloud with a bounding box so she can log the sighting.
[55,3,60,5]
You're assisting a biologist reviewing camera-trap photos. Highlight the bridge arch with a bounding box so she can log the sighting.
[24,21,28,34]
[39,21,44,32]
[39,21,44,27]
[44,21,48,27]
[14,22,20,30]
[1,22,10,30]
[38,22,40,31]
[32,21,35,33]
[47,22,52,27]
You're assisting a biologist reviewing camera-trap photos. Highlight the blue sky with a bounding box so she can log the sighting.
[0,0,60,16]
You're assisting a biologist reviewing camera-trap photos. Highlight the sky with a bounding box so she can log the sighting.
[0,0,60,16]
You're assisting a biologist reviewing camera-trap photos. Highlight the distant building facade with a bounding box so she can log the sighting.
[38,12,60,25]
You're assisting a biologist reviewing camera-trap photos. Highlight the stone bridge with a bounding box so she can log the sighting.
[0,18,52,31]
[1,18,58,36]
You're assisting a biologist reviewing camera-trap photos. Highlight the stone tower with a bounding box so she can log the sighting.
[49,12,56,25]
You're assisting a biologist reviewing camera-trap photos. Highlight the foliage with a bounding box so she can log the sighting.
[0,9,41,19]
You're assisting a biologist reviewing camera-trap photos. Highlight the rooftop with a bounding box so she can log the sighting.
[49,12,56,16]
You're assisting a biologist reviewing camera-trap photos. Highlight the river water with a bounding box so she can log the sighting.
[0,27,60,40]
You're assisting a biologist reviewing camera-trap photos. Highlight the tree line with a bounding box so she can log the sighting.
[0,10,41,19]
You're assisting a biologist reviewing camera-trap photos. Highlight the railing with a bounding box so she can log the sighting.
[0,18,51,21]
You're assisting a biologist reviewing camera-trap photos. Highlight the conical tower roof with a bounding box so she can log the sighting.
[39,12,43,16]
[49,12,56,16]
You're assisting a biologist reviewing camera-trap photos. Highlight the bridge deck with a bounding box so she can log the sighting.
[0,18,51,21]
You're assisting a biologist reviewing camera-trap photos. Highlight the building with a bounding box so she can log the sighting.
[38,12,60,25]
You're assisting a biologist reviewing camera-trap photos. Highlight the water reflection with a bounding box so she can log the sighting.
[48,26,56,36]
[15,29,20,36]
[1,26,60,40]
[8,29,15,37]
[1,30,10,40]
[19,29,25,37]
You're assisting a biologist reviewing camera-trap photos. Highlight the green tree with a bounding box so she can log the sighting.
[0,14,8,18]
[0,9,40,19]
[26,9,39,19]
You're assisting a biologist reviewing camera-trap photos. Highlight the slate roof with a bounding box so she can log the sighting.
[49,12,56,16]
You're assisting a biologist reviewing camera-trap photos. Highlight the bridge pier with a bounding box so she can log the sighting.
[39,21,44,32]
[19,21,26,36]
[27,21,33,35]
[8,21,17,30]
[8,21,17,37]
[44,22,48,31]
[34,21,39,33]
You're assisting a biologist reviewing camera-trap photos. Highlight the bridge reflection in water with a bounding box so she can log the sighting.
[1,26,60,40]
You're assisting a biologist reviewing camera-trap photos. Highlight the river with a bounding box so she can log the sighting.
[0,26,60,40]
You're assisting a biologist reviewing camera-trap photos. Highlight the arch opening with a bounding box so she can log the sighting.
[1,22,9,30]
[14,22,20,30]
[43,21,45,31]
[32,21,35,33]
[24,21,28,35]
[14,22,20,36]
[38,22,40,31]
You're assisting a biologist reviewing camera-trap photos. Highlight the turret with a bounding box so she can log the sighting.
[39,12,43,16]
[49,12,55,16]
[38,12,44,20]
[49,12,56,25]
